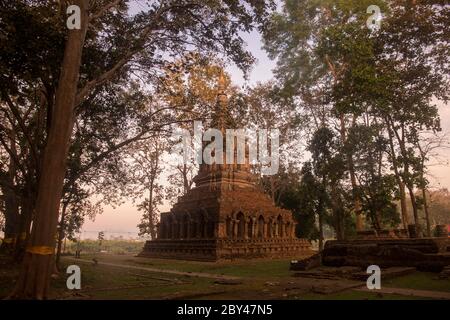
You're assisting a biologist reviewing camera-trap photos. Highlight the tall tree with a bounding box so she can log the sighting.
[372,0,449,236]
[414,132,450,236]
[130,138,165,240]
[264,0,449,238]
[2,0,275,299]
[308,127,348,240]
[11,0,90,299]
[347,124,400,231]
[263,0,387,231]
[278,162,328,250]
[244,83,303,203]
[159,56,236,204]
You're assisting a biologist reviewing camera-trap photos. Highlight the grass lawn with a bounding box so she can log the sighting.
[298,291,428,300]
[1,253,449,300]
[56,255,293,299]
[79,253,300,278]
[384,272,450,293]
[54,259,217,300]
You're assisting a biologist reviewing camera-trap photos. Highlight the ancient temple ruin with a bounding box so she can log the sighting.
[139,77,311,261]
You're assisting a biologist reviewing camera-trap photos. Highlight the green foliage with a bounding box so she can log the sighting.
[347,124,400,229]
[263,0,449,237]
[277,164,320,241]
[0,1,278,259]
[308,127,350,238]
[407,188,450,226]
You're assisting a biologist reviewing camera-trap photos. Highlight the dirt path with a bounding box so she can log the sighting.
[356,287,450,300]
[64,257,241,281]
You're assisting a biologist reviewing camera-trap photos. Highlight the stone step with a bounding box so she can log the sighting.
[439,265,450,279]
[322,239,450,272]
[349,267,416,281]
[293,267,415,281]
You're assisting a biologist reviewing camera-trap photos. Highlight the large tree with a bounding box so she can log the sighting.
[130,138,165,240]
[1,0,276,299]
[263,0,449,237]
[263,0,388,231]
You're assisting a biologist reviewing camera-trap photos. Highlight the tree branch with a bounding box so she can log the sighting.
[89,0,122,22]
[76,2,202,106]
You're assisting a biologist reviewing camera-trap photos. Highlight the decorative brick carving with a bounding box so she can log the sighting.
[139,76,311,261]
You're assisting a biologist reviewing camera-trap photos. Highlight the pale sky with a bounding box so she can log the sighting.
[82,30,450,239]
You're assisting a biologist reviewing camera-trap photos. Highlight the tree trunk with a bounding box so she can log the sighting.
[399,180,410,230]
[148,140,160,240]
[330,184,345,240]
[148,185,157,240]
[0,188,19,254]
[339,115,363,231]
[347,140,364,231]
[385,118,410,232]
[372,210,382,233]
[13,194,34,262]
[318,212,324,251]
[182,163,190,194]
[349,165,363,231]
[395,120,421,238]
[406,184,421,238]
[10,0,88,299]
[396,121,420,237]
[422,187,431,237]
[55,203,68,269]
[0,190,19,254]
[0,129,19,254]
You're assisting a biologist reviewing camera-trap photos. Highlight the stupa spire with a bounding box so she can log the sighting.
[215,71,228,131]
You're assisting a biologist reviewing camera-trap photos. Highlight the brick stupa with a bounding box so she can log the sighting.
[139,76,311,261]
